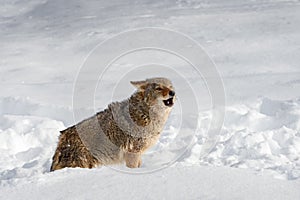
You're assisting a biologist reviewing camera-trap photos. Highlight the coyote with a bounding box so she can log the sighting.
[50,77,175,171]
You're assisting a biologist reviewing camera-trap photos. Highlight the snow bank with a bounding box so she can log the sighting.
[0,114,64,185]
[189,98,300,180]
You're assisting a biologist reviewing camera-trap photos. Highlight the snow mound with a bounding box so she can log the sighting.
[194,98,300,180]
[0,114,64,185]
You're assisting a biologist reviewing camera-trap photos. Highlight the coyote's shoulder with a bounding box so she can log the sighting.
[50,77,175,171]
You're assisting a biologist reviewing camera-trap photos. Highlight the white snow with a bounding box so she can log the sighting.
[1,166,300,200]
[1,0,300,199]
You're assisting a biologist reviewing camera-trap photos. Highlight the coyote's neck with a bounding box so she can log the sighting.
[128,92,150,127]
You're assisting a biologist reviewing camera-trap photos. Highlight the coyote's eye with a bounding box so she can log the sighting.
[155,87,163,91]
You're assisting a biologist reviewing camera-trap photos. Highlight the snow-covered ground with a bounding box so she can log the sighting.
[1,0,300,199]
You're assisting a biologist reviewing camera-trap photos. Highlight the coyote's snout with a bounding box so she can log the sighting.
[50,77,175,171]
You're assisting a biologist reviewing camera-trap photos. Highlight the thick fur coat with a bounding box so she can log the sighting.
[50,77,175,171]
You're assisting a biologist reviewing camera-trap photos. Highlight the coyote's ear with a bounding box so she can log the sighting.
[130,80,147,91]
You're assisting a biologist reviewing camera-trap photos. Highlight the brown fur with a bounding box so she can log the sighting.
[50,77,175,171]
[50,127,99,171]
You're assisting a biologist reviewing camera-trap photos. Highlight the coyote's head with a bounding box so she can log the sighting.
[131,77,175,108]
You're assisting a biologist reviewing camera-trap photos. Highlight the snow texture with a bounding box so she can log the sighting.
[0,0,300,199]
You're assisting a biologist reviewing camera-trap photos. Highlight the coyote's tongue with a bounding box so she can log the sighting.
[163,98,174,107]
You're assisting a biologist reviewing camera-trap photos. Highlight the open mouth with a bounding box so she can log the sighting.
[163,97,174,107]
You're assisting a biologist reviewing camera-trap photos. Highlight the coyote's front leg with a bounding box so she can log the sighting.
[124,151,142,168]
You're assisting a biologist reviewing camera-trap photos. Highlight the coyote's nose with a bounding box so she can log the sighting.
[169,90,175,96]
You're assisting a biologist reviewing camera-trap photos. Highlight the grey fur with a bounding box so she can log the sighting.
[50,77,175,171]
